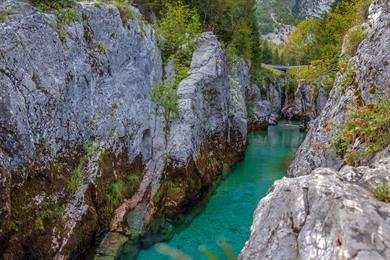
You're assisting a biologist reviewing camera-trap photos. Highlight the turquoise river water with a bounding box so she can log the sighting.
[136,121,305,259]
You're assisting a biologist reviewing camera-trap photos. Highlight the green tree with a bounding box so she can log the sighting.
[156,1,202,59]
[149,81,179,140]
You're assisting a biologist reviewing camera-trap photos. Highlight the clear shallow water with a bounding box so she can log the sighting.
[136,121,305,259]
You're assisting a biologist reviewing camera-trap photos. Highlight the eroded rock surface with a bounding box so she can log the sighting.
[241,155,390,260]
[1,0,163,258]
[282,81,328,121]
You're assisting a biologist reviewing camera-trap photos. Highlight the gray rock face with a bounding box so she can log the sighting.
[0,0,161,171]
[288,0,390,177]
[228,58,249,145]
[96,32,251,258]
[167,34,247,163]
[241,155,390,260]
[296,0,336,18]
[246,83,277,130]
[282,81,328,121]
[0,1,163,257]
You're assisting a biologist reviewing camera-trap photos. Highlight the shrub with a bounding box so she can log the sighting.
[28,0,76,11]
[368,85,377,94]
[333,98,390,161]
[372,182,390,203]
[346,27,368,56]
[149,81,179,140]
[56,7,81,24]
[155,1,201,59]
[106,181,126,211]
[67,158,84,193]
[331,134,348,154]
[340,64,357,93]
[112,0,137,24]
[344,150,356,165]
[0,8,17,23]
[97,42,106,55]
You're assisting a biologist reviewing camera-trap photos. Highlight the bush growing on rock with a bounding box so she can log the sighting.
[149,81,179,140]
[332,98,390,164]
[28,0,76,11]
[372,182,390,203]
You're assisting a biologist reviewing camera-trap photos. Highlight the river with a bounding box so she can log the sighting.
[133,121,305,259]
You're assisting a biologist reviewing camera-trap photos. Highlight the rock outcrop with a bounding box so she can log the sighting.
[246,75,290,130]
[1,1,162,258]
[241,155,390,260]
[295,0,337,18]
[282,81,328,121]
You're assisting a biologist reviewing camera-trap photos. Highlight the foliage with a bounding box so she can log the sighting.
[97,42,106,55]
[332,99,390,163]
[34,195,65,232]
[106,175,140,212]
[372,182,390,203]
[67,156,85,193]
[0,8,17,23]
[280,0,370,92]
[340,63,357,93]
[282,19,318,65]
[106,181,127,212]
[28,0,76,11]
[255,0,301,34]
[345,26,368,56]
[155,1,201,59]
[331,133,348,154]
[66,141,97,193]
[56,6,81,23]
[149,81,179,140]
[114,0,137,23]
[287,62,336,94]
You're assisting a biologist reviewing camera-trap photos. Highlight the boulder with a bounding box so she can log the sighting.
[241,155,390,260]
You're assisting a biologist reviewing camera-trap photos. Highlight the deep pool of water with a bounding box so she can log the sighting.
[136,121,305,259]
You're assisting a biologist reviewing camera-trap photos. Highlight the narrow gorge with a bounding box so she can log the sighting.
[0,0,389,259]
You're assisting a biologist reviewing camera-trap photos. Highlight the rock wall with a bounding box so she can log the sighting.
[282,81,328,121]
[295,0,336,18]
[1,1,162,258]
[241,0,390,259]
[0,1,250,258]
